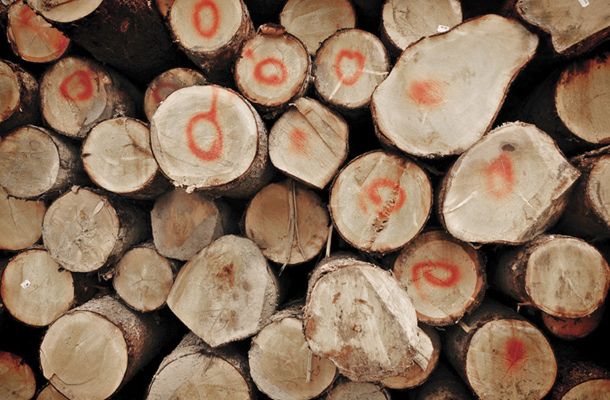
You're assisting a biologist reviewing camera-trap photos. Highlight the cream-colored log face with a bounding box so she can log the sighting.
[0,352,36,400]
[43,189,119,273]
[27,0,103,23]
[37,384,69,400]
[556,56,610,144]
[147,353,250,400]
[305,264,420,381]
[382,0,462,52]
[167,235,279,347]
[280,0,355,55]
[83,118,159,195]
[0,187,45,251]
[235,32,309,107]
[440,122,580,244]
[8,1,70,63]
[0,61,20,123]
[113,247,175,312]
[563,379,610,400]
[314,29,389,110]
[249,317,337,400]
[245,181,329,265]
[150,85,258,190]
[517,0,610,53]
[372,15,538,158]
[588,157,610,228]
[466,319,556,400]
[526,237,610,318]
[40,311,128,400]
[170,0,242,52]
[269,97,348,189]
[0,126,60,199]
[2,249,74,327]
[144,68,207,121]
[394,231,484,325]
[324,381,389,400]
[330,151,431,254]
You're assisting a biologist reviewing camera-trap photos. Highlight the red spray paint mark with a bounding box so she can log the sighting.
[185,88,223,161]
[254,58,288,86]
[59,70,94,102]
[408,79,446,107]
[359,178,406,218]
[335,50,365,86]
[412,261,461,289]
[289,128,307,153]
[243,48,254,60]
[193,0,220,39]
[151,81,180,104]
[505,338,526,370]
[15,4,69,52]
[486,154,514,198]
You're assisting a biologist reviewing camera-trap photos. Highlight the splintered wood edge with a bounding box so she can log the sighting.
[245,180,329,265]
[280,0,356,55]
[0,351,37,400]
[7,1,70,63]
[324,381,390,400]
[1,249,75,327]
[144,68,207,121]
[541,305,605,340]
[0,61,20,123]
[0,187,45,251]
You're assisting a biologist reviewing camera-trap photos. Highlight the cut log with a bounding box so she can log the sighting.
[551,349,610,400]
[151,187,234,261]
[113,244,180,313]
[381,323,441,390]
[0,125,84,199]
[392,230,486,326]
[516,0,610,55]
[167,235,280,347]
[26,0,180,82]
[248,308,338,400]
[0,351,36,400]
[42,187,149,273]
[380,0,462,57]
[167,0,254,83]
[146,333,256,400]
[410,363,476,400]
[323,381,390,400]
[313,28,389,115]
[268,97,349,189]
[492,234,610,319]
[329,150,432,254]
[7,0,70,63]
[143,68,208,122]
[150,85,273,197]
[40,295,178,400]
[40,56,139,140]
[443,298,557,400]
[235,24,310,119]
[0,187,45,251]
[82,117,170,199]
[438,122,580,244]
[0,59,39,134]
[541,305,605,341]
[1,248,95,327]
[36,384,69,400]
[371,15,538,158]
[279,0,356,55]
[245,180,330,266]
[304,254,428,382]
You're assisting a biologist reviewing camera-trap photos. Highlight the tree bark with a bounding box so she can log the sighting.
[0,59,39,134]
[0,186,45,251]
[550,347,610,400]
[0,351,36,400]
[541,305,605,341]
[409,363,476,400]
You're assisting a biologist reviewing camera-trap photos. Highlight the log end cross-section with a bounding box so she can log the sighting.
[0,351,36,400]
[0,59,39,134]
[0,187,45,251]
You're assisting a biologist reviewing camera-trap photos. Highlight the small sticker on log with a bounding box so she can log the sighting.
[578,0,589,7]
[437,25,450,33]
[21,280,31,289]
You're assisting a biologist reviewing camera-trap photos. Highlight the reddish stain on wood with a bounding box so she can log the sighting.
[15,4,69,52]
[254,57,288,86]
[359,178,406,218]
[289,128,307,153]
[185,88,223,161]
[412,261,461,288]
[485,154,514,198]
[243,48,254,60]
[59,70,95,102]
[151,81,180,104]
[334,49,365,86]
[216,262,235,287]
[505,337,526,370]
[408,79,446,107]
[192,0,220,39]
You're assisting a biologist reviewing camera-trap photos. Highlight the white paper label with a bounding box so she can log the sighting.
[21,280,31,289]
[437,25,450,33]
[578,0,589,7]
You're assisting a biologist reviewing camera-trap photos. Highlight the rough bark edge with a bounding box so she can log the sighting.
[0,59,39,134]
[550,344,610,399]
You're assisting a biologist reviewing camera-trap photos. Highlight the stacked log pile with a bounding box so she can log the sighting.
[2,0,610,399]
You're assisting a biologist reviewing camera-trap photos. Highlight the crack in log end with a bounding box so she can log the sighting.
[503,337,526,375]
[359,177,406,235]
[408,79,446,107]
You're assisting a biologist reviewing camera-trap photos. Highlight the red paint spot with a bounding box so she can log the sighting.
[335,50,365,86]
[193,0,220,39]
[505,338,526,370]
[151,81,180,104]
[254,58,288,86]
[412,261,461,288]
[243,48,254,60]
[59,70,94,102]
[486,154,514,198]
[408,79,446,107]
[185,88,223,161]
[359,178,406,218]
[15,4,69,56]
[289,128,307,153]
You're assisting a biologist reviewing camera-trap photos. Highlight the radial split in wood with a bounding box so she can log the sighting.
[0,186,45,251]
[0,59,39,134]
[0,351,36,400]
[36,384,69,400]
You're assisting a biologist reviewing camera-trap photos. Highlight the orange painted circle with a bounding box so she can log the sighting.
[185,89,223,161]
[486,154,514,198]
[59,70,94,102]
[334,49,365,86]
[193,0,220,39]
[412,261,461,289]
[253,57,288,86]
[359,177,406,218]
